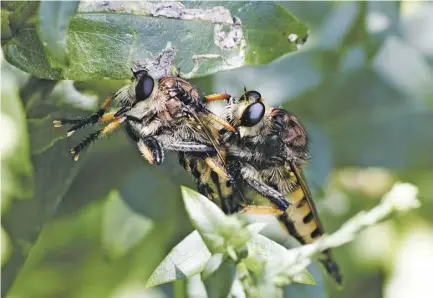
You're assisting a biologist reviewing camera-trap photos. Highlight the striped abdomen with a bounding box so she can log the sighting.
[271,166,342,284]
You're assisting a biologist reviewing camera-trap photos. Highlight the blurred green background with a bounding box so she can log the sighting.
[1,1,433,298]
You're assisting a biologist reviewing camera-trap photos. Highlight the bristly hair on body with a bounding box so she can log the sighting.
[199,89,343,284]
[53,67,234,171]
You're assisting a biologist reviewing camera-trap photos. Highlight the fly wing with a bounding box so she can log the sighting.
[287,162,323,243]
[185,107,226,166]
[270,108,342,283]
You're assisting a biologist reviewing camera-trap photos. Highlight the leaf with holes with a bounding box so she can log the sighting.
[2,1,307,80]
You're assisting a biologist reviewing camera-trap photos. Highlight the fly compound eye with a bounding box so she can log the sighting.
[240,102,265,127]
[135,74,155,102]
[240,90,261,102]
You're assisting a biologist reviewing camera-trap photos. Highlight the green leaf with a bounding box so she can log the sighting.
[203,260,236,298]
[283,264,328,298]
[1,137,84,297]
[247,234,316,285]
[146,231,211,288]
[38,0,79,66]
[0,65,127,296]
[212,2,309,64]
[2,2,307,80]
[202,253,224,280]
[1,58,34,296]
[186,275,208,298]
[278,2,334,29]
[180,186,228,252]
[1,60,33,202]
[173,279,188,298]
[1,2,40,38]
[101,191,154,259]
[1,10,13,39]
[291,269,316,285]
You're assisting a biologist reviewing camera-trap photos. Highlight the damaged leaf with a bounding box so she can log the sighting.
[2,1,307,80]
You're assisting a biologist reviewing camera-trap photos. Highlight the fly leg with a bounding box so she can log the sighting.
[154,134,216,154]
[137,135,216,166]
[70,117,125,161]
[180,155,219,203]
[124,119,165,166]
[137,137,164,165]
[240,165,291,211]
[239,205,284,216]
[163,142,215,153]
[53,94,115,136]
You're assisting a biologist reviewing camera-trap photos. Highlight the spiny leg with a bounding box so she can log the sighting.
[203,93,231,102]
[71,117,125,161]
[163,142,215,153]
[155,134,216,153]
[137,137,164,165]
[53,95,114,135]
[239,206,296,245]
[67,112,117,137]
[239,205,284,216]
[168,82,196,105]
[240,166,291,211]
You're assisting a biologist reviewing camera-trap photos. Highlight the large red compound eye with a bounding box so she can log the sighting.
[240,101,265,127]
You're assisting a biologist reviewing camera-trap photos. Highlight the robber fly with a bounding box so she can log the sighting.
[193,89,343,284]
[53,67,235,174]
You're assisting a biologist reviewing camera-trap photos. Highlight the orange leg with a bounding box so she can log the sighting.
[53,95,115,136]
[239,205,284,216]
[204,93,231,102]
[70,117,125,161]
[100,95,113,110]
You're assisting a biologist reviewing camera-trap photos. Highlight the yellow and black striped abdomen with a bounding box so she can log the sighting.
[276,165,342,284]
[284,185,323,245]
[178,153,243,214]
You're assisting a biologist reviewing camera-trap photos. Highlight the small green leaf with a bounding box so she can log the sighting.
[38,0,79,66]
[283,264,328,298]
[202,253,224,280]
[242,256,265,275]
[203,260,236,298]
[247,234,316,285]
[146,231,211,288]
[291,269,316,285]
[180,186,228,252]
[226,245,238,262]
[102,191,154,259]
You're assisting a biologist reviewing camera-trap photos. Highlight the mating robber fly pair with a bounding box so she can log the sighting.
[53,68,342,284]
